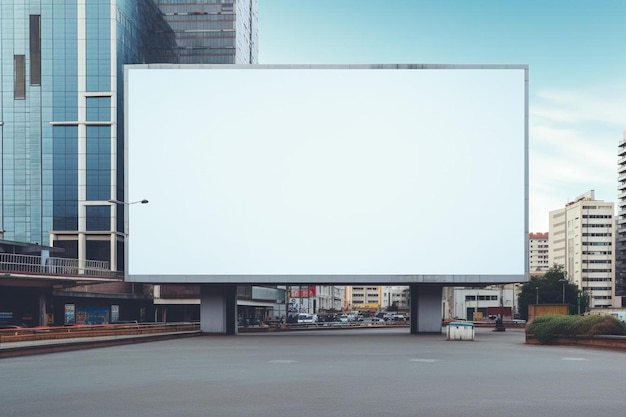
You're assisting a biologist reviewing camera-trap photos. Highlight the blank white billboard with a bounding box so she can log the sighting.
[126,65,527,277]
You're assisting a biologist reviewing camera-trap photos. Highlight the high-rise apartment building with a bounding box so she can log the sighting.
[548,191,616,309]
[616,131,626,304]
[529,232,549,275]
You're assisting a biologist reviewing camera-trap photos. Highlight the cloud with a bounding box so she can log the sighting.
[528,83,626,231]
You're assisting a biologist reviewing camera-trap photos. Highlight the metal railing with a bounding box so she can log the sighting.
[0,322,201,344]
[0,253,120,278]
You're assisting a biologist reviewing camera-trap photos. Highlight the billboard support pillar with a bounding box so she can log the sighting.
[200,284,237,334]
[410,284,444,334]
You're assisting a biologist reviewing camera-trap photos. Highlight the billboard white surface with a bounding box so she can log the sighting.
[126,65,527,277]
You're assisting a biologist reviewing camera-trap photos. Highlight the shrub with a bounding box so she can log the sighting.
[586,319,626,337]
[527,315,626,344]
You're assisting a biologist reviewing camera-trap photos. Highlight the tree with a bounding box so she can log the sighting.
[517,264,588,321]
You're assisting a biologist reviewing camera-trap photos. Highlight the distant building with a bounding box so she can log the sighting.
[287,286,345,317]
[381,286,410,310]
[347,286,382,312]
[548,191,616,309]
[529,232,549,275]
[446,287,515,321]
[616,131,626,305]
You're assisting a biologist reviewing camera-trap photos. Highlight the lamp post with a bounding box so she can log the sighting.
[535,286,539,304]
[559,278,566,304]
[107,198,149,290]
[512,283,517,319]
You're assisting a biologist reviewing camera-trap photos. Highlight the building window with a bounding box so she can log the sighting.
[86,206,111,231]
[14,55,26,99]
[30,15,41,85]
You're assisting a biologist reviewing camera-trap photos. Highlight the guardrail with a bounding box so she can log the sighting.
[0,322,200,344]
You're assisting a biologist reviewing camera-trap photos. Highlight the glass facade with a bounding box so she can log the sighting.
[152,0,258,64]
[0,0,257,272]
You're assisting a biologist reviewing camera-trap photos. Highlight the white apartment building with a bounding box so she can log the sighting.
[548,190,616,308]
[381,286,410,310]
[529,232,550,275]
[443,285,517,320]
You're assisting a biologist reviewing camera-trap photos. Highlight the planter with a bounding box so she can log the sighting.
[526,333,626,351]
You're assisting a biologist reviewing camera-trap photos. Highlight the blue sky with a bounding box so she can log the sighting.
[258,0,626,232]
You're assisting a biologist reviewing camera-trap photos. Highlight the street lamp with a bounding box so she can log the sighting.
[108,199,149,205]
[535,286,539,305]
[107,198,149,279]
[559,278,566,304]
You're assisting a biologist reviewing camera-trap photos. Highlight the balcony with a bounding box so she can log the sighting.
[0,253,120,280]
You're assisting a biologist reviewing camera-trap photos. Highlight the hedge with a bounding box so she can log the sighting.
[527,315,626,344]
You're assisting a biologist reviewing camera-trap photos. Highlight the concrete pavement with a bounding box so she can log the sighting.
[1,327,624,417]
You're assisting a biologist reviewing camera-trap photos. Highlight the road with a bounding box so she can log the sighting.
[1,327,623,417]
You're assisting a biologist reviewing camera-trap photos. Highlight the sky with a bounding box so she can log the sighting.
[257,0,626,232]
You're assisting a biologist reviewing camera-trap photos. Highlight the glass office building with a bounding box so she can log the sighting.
[0,0,257,274]
[153,0,258,64]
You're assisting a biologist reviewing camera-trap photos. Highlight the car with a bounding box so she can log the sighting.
[297,314,318,324]
[363,317,385,324]
[336,315,350,323]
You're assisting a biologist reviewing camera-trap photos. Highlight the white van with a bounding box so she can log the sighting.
[297,313,318,324]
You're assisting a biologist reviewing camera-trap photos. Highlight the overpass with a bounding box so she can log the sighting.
[128,274,524,334]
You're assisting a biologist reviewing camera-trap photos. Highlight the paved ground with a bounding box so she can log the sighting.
[1,327,625,417]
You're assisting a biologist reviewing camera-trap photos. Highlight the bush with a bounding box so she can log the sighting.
[527,315,626,344]
[587,320,626,337]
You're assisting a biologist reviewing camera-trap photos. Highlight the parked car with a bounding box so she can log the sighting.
[363,317,385,324]
[297,314,318,324]
[336,315,350,323]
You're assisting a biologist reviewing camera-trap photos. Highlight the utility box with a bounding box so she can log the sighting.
[447,321,475,341]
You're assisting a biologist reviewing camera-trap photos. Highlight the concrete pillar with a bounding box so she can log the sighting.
[200,284,237,335]
[410,284,443,334]
[39,290,47,327]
